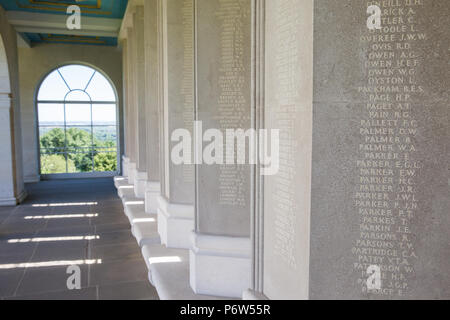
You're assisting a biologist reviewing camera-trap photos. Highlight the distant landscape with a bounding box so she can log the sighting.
[39,122,117,143]
[39,124,118,174]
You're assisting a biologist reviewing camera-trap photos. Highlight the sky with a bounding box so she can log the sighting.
[37,65,117,125]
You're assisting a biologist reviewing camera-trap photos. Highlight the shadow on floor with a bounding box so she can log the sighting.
[0,178,159,300]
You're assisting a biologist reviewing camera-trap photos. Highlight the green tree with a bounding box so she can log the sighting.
[40,127,117,173]
[40,128,65,153]
[41,154,76,174]
[94,153,117,172]
[66,128,94,172]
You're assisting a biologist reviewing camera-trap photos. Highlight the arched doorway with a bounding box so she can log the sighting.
[36,64,119,178]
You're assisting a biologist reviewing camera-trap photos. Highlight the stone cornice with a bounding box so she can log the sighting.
[118,0,145,43]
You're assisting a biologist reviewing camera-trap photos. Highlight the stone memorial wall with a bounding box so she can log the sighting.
[144,0,160,183]
[311,0,450,299]
[196,0,252,236]
[262,0,313,300]
[132,9,147,173]
[126,29,136,166]
[164,0,195,204]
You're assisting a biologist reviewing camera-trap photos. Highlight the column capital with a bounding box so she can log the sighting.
[118,0,144,40]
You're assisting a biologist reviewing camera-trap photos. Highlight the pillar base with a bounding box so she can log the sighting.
[134,171,147,198]
[122,156,130,177]
[0,197,17,206]
[157,196,194,249]
[145,181,160,214]
[189,232,251,298]
[242,289,268,300]
[113,176,128,189]
[127,162,136,185]
[0,189,27,207]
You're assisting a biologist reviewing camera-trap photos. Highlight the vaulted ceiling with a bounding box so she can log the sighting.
[0,0,128,46]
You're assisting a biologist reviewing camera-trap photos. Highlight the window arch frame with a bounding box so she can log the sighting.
[35,62,121,179]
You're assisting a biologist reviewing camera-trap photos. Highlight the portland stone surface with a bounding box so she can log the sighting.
[310,0,450,299]
[263,0,313,300]
[144,0,160,184]
[163,0,195,204]
[196,0,252,236]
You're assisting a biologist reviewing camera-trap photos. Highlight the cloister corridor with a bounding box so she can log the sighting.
[0,178,158,300]
[0,0,448,303]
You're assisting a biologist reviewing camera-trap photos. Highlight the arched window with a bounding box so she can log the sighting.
[37,64,118,176]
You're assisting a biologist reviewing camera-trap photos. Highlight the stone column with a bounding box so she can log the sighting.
[190,0,252,298]
[131,7,148,198]
[256,0,313,300]
[156,0,195,249]
[126,27,137,185]
[144,0,161,214]
[310,0,450,299]
[121,39,130,177]
[0,94,16,206]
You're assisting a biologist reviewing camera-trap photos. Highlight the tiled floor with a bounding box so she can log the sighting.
[0,178,159,300]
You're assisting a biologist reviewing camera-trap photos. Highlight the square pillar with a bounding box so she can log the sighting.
[258,0,313,300]
[125,30,137,185]
[156,0,195,248]
[144,0,161,214]
[131,8,148,199]
[190,0,252,298]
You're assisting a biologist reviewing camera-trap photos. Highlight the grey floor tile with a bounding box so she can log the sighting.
[0,219,48,234]
[0,210,15,225]
[0,254,36,265]
[95,195,121,202]
[0,178,157,300]
[35,225,95,237]
[89,243,142,262]
[94,222,131,233]
[91,212,129,226]
[0,270,25,298]
[90,229,135,247]
[0,242,37,264]
[0,207,15,214]
[45,217,92,229]
[30,241,89,262]
[95,197,122,204]
[98,281,159,300]
[6,286,98,300]
[12,206,52,215]
[93,204,124,213]
[89,258,148,287]
[48,205,96,214]
[16,265,89,296]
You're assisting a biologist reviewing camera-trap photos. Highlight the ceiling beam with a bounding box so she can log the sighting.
[6,11,122,38]
[14,26,118,38]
